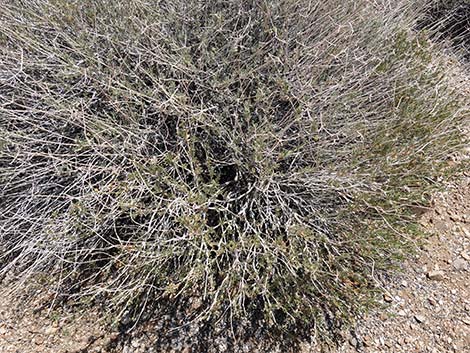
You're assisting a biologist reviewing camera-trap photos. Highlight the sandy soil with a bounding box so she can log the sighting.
[338,174,470,353]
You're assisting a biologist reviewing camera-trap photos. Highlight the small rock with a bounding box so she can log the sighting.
[349,337,358,348]
[461,252,470,261]
[44,326,59,335]
[428,297,437,306]
[190,297,203,310]
[0,327,7,335]
[397,310,407,317]
[379,312,388,321]
[453,258,468,271]
[463,319,470,326]
[427,270,445,280]
[362,335,372,347]
[32,336,44,345]
[383,293,393,303]
[404,337,413,344]
[414,315,426,324]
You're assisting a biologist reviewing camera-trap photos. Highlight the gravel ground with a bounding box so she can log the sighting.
[337,175,470,353]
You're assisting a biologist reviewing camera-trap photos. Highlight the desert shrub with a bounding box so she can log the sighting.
[0,0,466,347]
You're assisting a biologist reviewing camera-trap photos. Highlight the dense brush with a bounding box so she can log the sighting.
[0,0,466,346]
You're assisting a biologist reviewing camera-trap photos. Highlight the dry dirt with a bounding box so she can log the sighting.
[338,174,470,353]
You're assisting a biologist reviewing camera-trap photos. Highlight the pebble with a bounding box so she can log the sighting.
[404,336,413,344]
[414,315,426,324]
[0,327,7,335]
[44,326,59,335]
[427,270,445,280]
[453,258,468,271]
[383,293,393,303]
[362,335,372,347]
[32,337,44,345]
[379,312,388,321]
[428,297,437,306]
[349,337,358,348]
